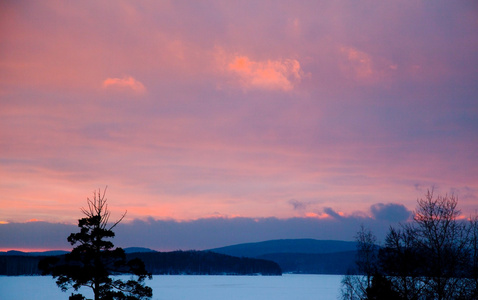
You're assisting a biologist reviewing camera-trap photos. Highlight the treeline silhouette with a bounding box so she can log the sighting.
[0,250,282,276]
[128,251,282,275]
[341,191,478,300]
[0,255,42,275]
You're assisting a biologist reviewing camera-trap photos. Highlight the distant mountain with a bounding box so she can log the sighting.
[209,239,359,275]
[209,239,358,257]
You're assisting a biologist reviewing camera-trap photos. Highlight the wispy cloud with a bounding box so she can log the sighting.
[340,46,374,80]
[339,46,398,84]
[288,199,308,211]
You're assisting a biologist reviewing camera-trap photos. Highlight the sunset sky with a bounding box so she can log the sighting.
[1,1,477,251]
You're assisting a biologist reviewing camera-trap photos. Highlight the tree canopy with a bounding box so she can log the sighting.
[40,188,152,300]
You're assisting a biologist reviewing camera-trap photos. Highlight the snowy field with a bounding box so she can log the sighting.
[0,274,342,300]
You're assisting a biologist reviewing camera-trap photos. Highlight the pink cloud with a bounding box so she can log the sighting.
[340,47,374,80]
[226,55,302,91]
[102,76,146,94]
[339,46,399,84]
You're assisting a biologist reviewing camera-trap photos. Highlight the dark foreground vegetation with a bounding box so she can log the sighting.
[39,189,152,300]
[342,190,478,300]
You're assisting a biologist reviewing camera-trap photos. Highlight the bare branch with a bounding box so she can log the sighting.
[110,210,127,231]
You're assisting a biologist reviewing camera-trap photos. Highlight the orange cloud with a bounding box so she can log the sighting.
[227,55,302,91]
[102,76,146,94]
[305,212,335,219]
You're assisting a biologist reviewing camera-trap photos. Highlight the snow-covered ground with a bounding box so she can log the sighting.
[0,274,342,300]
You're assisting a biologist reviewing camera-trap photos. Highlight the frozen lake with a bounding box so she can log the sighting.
[0,274,342,300]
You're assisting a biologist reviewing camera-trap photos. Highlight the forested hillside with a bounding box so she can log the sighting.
[129,251,281,275]
[209,239,358,274]
[0,250,281,276]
